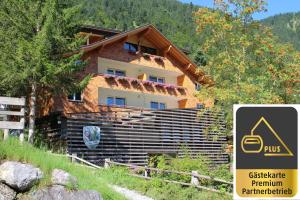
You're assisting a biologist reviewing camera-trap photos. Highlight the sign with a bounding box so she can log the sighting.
[83,126,101,149]
[234,105,299,199]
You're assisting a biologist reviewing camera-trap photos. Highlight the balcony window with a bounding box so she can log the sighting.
[195,82,201,91]
[124,42,138,53]
[197,104,204,109]
[107,97,126,107]
[107,69,126,76]
[68,92,82,101]
[151,102,166,110]
[141,46,157,55]
[149,76,165,83]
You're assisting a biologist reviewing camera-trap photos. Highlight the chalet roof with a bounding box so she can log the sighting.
[80,26,121,38]
[80,24,213,85]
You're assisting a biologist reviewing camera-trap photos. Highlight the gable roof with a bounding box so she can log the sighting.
[80,24,213,85]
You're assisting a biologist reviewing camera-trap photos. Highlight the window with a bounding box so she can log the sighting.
[115,70,126,76]
[195,82,201,91]
[141,46,157,55]
[106,69,126,76]
[68,92,82,101]
[149,76,165,83]
[106,97,114,106]
[107,69,114,75]
[115,98,126,106]
[197,104,204,109]
[124,42,138,53]
[106,97,126,107]
[151,102,166,110]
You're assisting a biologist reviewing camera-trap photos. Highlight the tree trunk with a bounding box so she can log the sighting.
[28,83,37,144]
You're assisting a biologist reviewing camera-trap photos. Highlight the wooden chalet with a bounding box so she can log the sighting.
[37,25,228,166]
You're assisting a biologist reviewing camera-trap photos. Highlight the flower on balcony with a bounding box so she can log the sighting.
[154,55,164,63]
[177,86,186,94]
[165,84,176,89]
[154,82,165,88]
[104,74,116,80]
[131,79,141,84]
[143,80,154,86]
[142,53,151,60]
[117,76,129,82]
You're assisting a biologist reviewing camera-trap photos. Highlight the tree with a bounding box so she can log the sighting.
[193,0,300,133]
[0,0,89,143]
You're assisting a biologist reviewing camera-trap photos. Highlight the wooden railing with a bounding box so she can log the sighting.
[0,96,26,142]
[104,159,232,195]
[61,152,232,195]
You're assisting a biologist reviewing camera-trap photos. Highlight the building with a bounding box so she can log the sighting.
[37,25,228,166]
[41,24,214,116]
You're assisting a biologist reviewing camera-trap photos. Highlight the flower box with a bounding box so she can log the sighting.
[165,84,176,89]
[143,80,153,86]
[142,53,151,59]
[154,83,165,88]
[131,79,141,84]
[154,55,164,62]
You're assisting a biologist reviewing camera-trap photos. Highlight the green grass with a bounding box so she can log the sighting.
[97,167,232,200]
[0,138,232,200]
[0,139,126,200]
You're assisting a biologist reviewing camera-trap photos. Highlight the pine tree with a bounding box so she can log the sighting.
[0,0,88,143]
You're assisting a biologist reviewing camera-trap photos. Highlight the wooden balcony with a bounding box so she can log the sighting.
[100,73,187,97]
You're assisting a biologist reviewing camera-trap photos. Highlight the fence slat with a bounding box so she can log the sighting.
[0,110,24,116]
[0,121,24,130]
[0,97,25,106]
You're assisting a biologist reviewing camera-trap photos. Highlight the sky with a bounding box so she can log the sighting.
[180,0,300,20]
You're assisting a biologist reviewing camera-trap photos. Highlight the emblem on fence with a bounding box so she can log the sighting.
[234,105,298,199]
[83,126,101,149]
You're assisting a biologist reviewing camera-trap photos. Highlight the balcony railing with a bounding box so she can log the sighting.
[100,73,186,92]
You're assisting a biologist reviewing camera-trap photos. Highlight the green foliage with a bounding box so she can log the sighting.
[0,0,88,97]
[262,12,300,51]
[100,167,231,200]
[76,0,202,54]
[148,150,232,193]
[194,0,300,132]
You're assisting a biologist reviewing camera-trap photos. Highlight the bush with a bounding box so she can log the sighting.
[147,149,233,193]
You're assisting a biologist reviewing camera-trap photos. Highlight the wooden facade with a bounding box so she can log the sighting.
[39,25,214,117]
[65,107,228,166]
[36,25,229,166]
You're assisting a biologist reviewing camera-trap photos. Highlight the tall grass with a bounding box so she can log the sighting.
[97,167,232,200]
[0,138,232,200]
[0,139,126,200]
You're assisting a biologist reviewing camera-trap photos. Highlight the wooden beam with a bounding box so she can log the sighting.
[198,75,205,82]
[0,96,25,106]
[162,45,172,56]
[137,28,152,40]
[185,63,192,71]
[0,110,24,116]
[97,45,105,53]
[0,121,24,130]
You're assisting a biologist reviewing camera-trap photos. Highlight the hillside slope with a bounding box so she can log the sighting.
[261,12,300,50]
[78,0,202,53]
[79,0,300,56]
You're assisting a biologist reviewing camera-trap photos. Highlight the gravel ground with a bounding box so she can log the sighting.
[110,185,154,200]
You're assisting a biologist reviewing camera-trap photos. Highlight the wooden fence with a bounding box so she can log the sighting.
[0,96,25,142]
[104,159,232,195]
[66,107,229,166]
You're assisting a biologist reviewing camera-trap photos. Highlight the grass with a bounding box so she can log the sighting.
[0,138,126,200]
[0,138,232,200]
[97,167,232,200]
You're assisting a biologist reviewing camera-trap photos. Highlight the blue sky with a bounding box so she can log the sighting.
[180,0,300,20]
